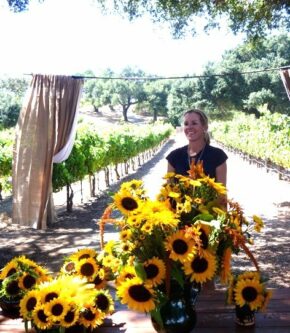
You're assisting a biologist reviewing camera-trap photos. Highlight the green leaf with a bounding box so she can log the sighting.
[134,261,147,281]
[192,213,214,223]
[150,307,163,328]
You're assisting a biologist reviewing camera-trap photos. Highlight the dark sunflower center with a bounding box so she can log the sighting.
[6,280,20,296]
[173,239,188,255]
[83,309,96,321]
[200,230,208,249]
[122,197,138,211]
[125,273,135,279]
[128,284,151,302]
[144,264,158,279]
[37,309,48,323]
[7,268,17,277]
[51,303,64,316]
[23,274,36,289]
[242,286,258,302]
[64,310,76,324]
[80,263,94,277]
[45,292,58,303]
[26,297,37,311]
[96,294,109,311]
[192,257,208,273]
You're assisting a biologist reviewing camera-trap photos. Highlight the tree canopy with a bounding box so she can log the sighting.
[7,0,290,40]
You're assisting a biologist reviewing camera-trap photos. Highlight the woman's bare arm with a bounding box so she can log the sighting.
[167,162,176,173]
[216,161,227,186]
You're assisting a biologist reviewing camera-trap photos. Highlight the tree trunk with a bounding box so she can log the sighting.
[122,105,129,122]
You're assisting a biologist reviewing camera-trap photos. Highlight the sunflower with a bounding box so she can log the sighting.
[44,297,70,321]
[120,241,134,253]
[75,258,99,282]
[234,278,264,311]
[120,229,132,241]
[115,266,137,286]
[120,179,146,198]
[114,189,141,215]
[149,207,179,230]
[0,260,17,280]
[18,272,37,291]
[79,306,105,329]
[141,221,154,234]
[183,249,217,284]
[59,306,79,328]
[40,286,60,304]
[127,214,141,228]
[94,289,114,314]
[60,260,76,275]
[19,290,40,319]
[72,248,97,261]
[165,230,196,262]
[32,304,54,330]
[143,257,166,286]
[1,276,22,298]
[116,277,156,312]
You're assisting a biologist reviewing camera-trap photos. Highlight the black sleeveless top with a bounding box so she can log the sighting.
[166,144,228,178]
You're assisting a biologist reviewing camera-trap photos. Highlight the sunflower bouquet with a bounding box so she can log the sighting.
[226,271,272,326]
[99,161,267,325]
[227,271,272,312]
[20,275,107,332]
[0,256,51,305]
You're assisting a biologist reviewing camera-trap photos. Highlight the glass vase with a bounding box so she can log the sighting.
[151,280,199,333]
[235,304,255,327]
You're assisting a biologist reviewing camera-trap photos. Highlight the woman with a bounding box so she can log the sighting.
[166,109,227,186]
[167,109,228,291]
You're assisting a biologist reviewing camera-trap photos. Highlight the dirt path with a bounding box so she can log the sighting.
[0,113,289,287]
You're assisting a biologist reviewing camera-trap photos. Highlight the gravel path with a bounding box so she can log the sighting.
[0,125,289,288]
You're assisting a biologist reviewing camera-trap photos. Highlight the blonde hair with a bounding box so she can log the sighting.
[183,109,210,144]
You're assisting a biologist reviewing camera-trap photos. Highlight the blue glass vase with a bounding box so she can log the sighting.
[151,281,199,333]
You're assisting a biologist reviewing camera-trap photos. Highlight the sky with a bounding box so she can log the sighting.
[0,0,245,77]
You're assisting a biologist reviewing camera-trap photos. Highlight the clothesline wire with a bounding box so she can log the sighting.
[24,65,290,81]
[69,64,290,81]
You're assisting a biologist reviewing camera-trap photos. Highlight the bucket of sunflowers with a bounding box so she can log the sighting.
[19,247,115,333]
[227,270,272,327]
[99,161,271,332]
[0,255,51,318]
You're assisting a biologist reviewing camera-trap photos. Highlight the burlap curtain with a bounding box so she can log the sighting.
[12,75,84,229]
[280,68,290,101]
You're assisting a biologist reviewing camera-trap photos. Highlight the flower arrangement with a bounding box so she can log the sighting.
[20,275,104,332]
[19,248,115,332]
[227,271,272,311]
[99,161,270,326]
[0,255,51,303]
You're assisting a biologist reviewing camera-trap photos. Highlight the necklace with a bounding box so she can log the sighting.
[188,144,206,169]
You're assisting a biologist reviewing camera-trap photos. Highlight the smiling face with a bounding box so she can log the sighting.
[183,111,208,143]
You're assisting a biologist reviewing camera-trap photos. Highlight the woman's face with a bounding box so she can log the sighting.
[183,112,207,142]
